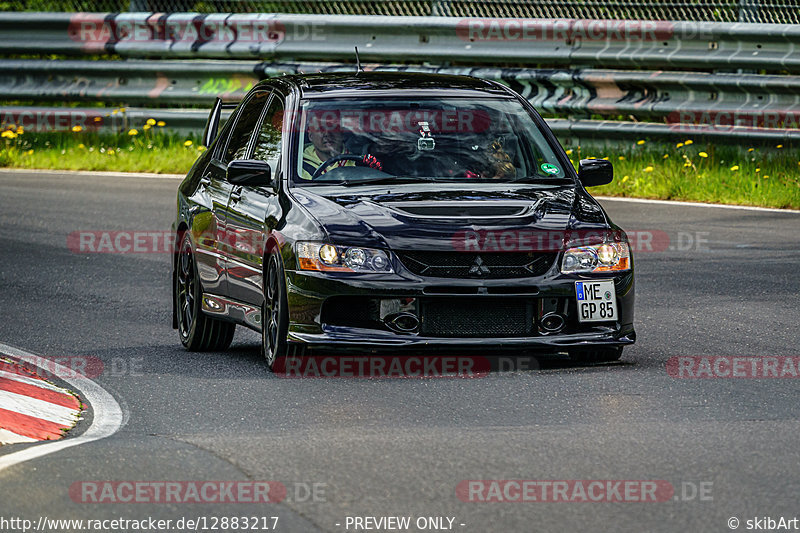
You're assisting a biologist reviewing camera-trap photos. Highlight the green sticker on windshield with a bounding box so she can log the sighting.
[541,163,560,175]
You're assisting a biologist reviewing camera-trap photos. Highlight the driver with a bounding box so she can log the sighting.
[300,115,355,180]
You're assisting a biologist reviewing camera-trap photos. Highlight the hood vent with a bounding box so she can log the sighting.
[384,201,540,219]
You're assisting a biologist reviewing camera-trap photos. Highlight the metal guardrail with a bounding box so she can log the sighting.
[3,59,800,121]
[6,106,797,146]
[3,59,799,141]
[0,60,261,105]
[1,13,799,143]
[0,106,227,133]
[2,13,800,72]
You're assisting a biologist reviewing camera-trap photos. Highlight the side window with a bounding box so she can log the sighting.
[223,91,271,163]
[252,96,284,177]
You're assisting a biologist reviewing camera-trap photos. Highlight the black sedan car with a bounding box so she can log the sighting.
[172,72,635,370]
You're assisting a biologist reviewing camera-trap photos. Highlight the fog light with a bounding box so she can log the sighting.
[384,312,420,332]
[540,313,566,333]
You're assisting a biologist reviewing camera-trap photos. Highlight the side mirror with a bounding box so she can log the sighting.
[578,159,613,187]
[227,159,272,186]
[202,97,223,148]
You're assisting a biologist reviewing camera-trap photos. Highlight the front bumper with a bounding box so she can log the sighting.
[284,268,635,352]
[289,329,635,351]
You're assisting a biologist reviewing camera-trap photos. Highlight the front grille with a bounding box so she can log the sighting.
[397,251,557,279]
[420,298,534,337]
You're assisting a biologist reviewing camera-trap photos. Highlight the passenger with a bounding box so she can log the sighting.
[464,139,516,180]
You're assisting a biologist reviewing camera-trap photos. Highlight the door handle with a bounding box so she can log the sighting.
[230,189,243,203]
[199,175,211,186]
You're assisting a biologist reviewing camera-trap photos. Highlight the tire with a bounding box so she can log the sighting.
[569,347,623,364]
[175,233,235,351]
[262,252,290,370]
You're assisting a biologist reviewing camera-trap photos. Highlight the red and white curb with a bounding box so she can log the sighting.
[0,342,123,473]
[0,361,83,445]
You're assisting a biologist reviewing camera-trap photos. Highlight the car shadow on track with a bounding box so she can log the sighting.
[223,340,636,378]
[87,332,636,381]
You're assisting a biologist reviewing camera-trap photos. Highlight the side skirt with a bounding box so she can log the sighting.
[201,292,262,332]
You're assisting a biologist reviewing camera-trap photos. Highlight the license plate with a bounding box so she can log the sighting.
[575,280,617,322]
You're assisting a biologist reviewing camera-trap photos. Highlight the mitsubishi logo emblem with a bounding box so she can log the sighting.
[469,255,490,276]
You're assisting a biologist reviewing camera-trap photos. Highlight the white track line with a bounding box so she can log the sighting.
[596,196,800,214]
[0,342,124,473]
[0,168,183,180]
[0,429,37,445]
[0,389,78,425]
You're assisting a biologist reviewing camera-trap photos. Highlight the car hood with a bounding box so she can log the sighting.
[289,183,610,251]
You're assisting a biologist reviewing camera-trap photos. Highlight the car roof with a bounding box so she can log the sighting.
[258,71,512,99]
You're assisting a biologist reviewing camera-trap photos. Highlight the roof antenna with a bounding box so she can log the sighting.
[354,46,364,75]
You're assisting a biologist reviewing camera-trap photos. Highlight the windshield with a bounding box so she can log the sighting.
[292,96,568,186]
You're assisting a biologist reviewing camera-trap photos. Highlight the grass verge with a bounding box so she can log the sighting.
[0,127,202,174]
[575,139,800,210]
[1,129,798,209]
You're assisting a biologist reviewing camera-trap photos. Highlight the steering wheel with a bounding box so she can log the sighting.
[311,154,372,180]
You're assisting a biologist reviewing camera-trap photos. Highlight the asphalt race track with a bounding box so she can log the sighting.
[1,170,799,532]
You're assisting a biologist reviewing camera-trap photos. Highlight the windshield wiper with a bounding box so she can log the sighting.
[509,175,573,184]
[339,176,440,187]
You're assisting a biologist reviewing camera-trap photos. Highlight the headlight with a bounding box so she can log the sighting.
[296,242,394,273]
[561,242,630,273]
